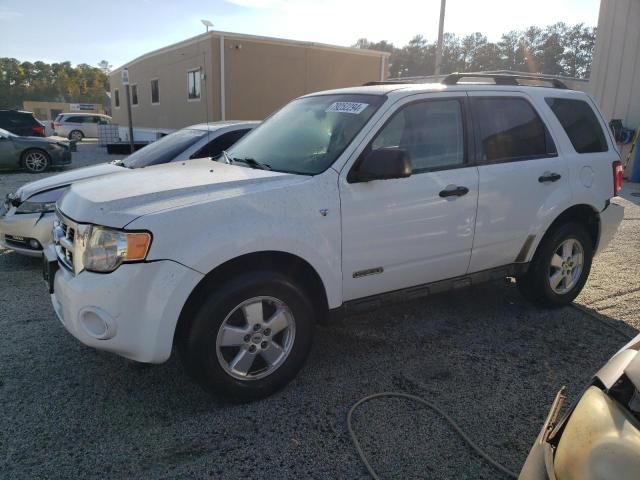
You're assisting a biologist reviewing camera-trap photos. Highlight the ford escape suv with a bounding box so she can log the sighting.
[46,74,625,401]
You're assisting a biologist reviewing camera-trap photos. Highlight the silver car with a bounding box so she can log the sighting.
[0,121,257,256]
[53,113,112,141]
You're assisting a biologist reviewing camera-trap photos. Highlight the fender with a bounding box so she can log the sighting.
[127,169,344,309]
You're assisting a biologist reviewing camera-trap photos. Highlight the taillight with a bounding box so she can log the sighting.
[32,125,45,136]
[613,160,624,196]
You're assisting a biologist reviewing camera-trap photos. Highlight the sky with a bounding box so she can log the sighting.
[0,0,601,68]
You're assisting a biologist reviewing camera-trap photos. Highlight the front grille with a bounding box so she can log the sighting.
[5,234,27,246]
[4,235,41,250]
[54,213,77,272]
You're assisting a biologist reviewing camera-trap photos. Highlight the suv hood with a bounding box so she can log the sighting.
[17,163,124,201]
[58,158,305,228]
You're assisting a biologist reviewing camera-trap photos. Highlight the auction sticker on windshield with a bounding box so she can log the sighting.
[326,102,369,114]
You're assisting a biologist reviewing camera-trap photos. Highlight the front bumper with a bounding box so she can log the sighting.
[596,201,624,254]
[50,258,203,363]
[0,210,55,256]
[51,148,72,166]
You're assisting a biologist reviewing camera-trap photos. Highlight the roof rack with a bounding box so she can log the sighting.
[363,81,414,86]
[441,72,568,89]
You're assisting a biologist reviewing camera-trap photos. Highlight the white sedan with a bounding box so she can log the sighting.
[0,121,257,256]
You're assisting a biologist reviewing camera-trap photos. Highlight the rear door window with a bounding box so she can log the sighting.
[471,97,556,163]
[545,98,608,153]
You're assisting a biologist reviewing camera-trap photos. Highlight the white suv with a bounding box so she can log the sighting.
[46,74,625,401]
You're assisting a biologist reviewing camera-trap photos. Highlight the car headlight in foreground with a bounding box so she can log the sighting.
[15,188,66,214]
[82,227,152,273]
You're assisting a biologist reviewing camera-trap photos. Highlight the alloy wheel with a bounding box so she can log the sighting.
[24,151,48,172]
[215,296,296,381]
[548,238,584,294]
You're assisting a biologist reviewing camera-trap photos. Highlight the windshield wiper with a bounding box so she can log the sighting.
[231,156,271,170]
[219,150,232,165]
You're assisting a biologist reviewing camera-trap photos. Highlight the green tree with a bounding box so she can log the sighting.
[356,22,597,79]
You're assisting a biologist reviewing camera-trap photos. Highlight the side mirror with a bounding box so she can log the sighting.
[348,148,412,183]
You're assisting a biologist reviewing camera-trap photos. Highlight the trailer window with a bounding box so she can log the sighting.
[187,70,201,100]
[151,79,160,104]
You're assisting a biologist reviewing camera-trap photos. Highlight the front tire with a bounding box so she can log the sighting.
[22,149,51,173]
[179,271,315,401]
[517,223,593,307]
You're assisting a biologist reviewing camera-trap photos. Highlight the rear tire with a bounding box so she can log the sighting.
[179,271,315,402]
[517,223,593,308]
[22,149,50,173]
[69,130,83,141]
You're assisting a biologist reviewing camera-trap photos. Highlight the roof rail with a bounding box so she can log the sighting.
[442,72,568,89]
[363,81,414,86]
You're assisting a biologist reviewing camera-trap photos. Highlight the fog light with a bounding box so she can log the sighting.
[28,239,41,250]
[79,307,116,340]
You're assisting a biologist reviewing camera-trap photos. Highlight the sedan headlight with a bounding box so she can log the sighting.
[15,188,66,214]
[83,226,152,273]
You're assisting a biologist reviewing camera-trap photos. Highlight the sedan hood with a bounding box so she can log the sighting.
[58,158,305,228]
[17,163,125,200]
[12,135,62,145]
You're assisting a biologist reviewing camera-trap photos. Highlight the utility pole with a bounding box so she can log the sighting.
[122,68,135,154]
[434,0,446,75]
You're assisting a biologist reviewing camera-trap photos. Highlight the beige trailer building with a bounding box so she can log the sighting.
[109,31,389,130]
[588,0,640,176]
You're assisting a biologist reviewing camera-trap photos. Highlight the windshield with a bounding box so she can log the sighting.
[224,94,386,175]
[123,128,207,168]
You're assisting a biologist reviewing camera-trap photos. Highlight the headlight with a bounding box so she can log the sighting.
[83,226,152,273]
[15,188,66,214]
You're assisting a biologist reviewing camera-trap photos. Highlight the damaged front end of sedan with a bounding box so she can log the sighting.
[520,334,640,480]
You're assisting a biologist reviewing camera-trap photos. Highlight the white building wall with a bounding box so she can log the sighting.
[589,0,640,128]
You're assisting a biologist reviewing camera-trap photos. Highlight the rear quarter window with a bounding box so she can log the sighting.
[2,113,37,127]
[545,98,608,153]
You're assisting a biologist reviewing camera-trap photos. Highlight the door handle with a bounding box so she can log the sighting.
[439,185,469,198]
[538,172,562,183]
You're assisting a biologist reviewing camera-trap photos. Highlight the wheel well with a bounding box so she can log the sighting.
[543,204,599,250]
[174,251,329,344]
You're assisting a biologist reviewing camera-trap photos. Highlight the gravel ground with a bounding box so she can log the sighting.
[0,144,639,479]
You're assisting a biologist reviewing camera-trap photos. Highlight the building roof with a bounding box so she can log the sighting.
[111,30,390,74]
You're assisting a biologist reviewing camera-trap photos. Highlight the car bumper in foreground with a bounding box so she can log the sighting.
[519,335,640,479]
[50,257,203,363]
[0,211,55,256]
